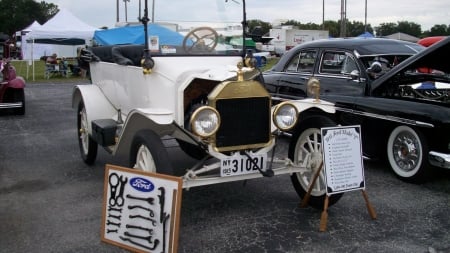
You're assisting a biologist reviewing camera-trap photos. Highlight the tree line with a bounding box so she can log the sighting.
[248,19,450,38]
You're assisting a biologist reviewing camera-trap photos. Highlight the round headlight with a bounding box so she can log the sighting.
[273,102,298,131]
[190,106,220,137]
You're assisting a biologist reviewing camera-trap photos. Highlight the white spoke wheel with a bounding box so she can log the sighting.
[387,125,429,183]
[77,101,97,164]
[130,130,173,175]
[288,118,343,209]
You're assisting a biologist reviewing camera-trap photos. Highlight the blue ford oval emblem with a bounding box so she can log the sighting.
[130,177,154,192]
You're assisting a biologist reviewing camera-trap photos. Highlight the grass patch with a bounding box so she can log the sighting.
[9,56,279,83]
[10,59,86,83]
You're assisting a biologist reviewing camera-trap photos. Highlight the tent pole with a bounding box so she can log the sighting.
[32,39,35,81]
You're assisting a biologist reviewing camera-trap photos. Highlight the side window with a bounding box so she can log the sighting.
[285,50,316,73]
[320,51,359,75]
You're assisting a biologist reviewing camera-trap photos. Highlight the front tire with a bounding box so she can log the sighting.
[289,117,343,209]
[77,101,98,164]
[129,130,173,175]
[387,125,429,183]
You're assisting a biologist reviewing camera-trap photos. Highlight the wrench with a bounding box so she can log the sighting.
[106,220,121,228]
[119,236,159,251]
[128,205,155,217]
[129,214,157,226]
[126,194,154,205]
[126,224,153,235]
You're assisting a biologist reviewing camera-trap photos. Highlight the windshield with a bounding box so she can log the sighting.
[94,0,246,56]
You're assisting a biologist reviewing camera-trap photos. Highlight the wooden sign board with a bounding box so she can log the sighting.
[322,125,365,195]
[101,164,182,253]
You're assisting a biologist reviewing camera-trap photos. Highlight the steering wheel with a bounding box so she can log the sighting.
[182,27,219,53]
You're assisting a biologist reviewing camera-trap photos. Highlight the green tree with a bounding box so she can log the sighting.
[428,24,449,36]
[247,19,272,36]
[323,20,339,37]
[375,22,397,36]
[397,21,421,37]
[0,0,58,36]
[347,21,373,37]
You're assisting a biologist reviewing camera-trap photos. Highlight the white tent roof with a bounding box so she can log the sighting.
[384,32,420,43]
[27,8,98,41]
[22,20,42,32]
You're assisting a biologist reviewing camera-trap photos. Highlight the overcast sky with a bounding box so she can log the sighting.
[46,0,449,31]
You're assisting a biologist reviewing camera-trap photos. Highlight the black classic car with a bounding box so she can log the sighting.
[263,37,450,183]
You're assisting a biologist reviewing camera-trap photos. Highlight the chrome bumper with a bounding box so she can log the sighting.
[429,151,450,169]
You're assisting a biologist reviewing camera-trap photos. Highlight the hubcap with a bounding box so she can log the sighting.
[393,131,420,172]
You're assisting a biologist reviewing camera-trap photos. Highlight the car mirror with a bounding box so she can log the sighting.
[350,70,360,80]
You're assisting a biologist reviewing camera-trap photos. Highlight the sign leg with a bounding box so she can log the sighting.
[300,162,323,208]
[361,190,377,219]
[319,195,329,232]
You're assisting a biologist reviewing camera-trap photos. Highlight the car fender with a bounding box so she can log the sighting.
[6,77,26,89]
[113,108,179,157]
[290,98,336,115]
[72,84,117,133]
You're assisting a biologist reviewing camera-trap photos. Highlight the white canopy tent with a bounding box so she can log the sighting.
[25,8,99,80]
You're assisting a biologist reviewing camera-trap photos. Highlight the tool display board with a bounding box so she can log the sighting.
[101,164,182,253]
[322,125,365,195]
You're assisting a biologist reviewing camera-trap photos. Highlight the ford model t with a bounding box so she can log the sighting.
[72,0,342,208]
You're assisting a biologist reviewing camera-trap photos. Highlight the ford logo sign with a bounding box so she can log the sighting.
[130,177,154,192]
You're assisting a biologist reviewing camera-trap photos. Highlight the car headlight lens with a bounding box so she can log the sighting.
[190,106,220,137]
[273,102,298,131]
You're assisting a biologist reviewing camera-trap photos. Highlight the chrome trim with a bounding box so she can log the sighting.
[0,102,22,109]
[429,151,450,169]
[336,107,434,128]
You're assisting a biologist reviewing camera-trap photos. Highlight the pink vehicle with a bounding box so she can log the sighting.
[0,59,25,115]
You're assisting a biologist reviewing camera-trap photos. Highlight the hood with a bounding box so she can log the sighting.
[371,36,450,92]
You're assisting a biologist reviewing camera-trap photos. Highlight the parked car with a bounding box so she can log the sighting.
[263,37,450,183]
[0,58,25,115]
[72,0,343,210]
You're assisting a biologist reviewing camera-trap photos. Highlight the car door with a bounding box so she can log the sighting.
[315,50,367,96]
[274,49,317,99]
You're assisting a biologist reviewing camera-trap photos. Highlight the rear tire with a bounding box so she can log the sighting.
[77,101,98,165]
[289,117,343,209]
[129,130,173,175]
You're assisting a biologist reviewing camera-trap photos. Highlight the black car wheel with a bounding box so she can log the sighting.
[387,125,429,183]
[129,130,173,175]
[77,101,98,164]
[288,117,343,209]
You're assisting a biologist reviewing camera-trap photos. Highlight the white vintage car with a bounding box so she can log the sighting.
[72,0,342,208]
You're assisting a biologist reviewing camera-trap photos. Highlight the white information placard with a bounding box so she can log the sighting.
[322,125,365,195]
[101,164,182,253]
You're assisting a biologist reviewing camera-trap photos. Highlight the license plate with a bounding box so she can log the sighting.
[220,153,267,177]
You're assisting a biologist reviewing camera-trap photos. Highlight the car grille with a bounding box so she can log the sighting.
[215,97,271,151]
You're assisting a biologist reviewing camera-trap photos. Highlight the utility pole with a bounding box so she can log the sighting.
[124,0,130,22]
[364,0,368,32]
[152,0,155,23]
[339,0,347,37]
[322,0,325,30]
[116,0,119,23]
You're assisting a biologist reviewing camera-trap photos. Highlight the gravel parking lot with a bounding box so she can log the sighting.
[0,82,449,253]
